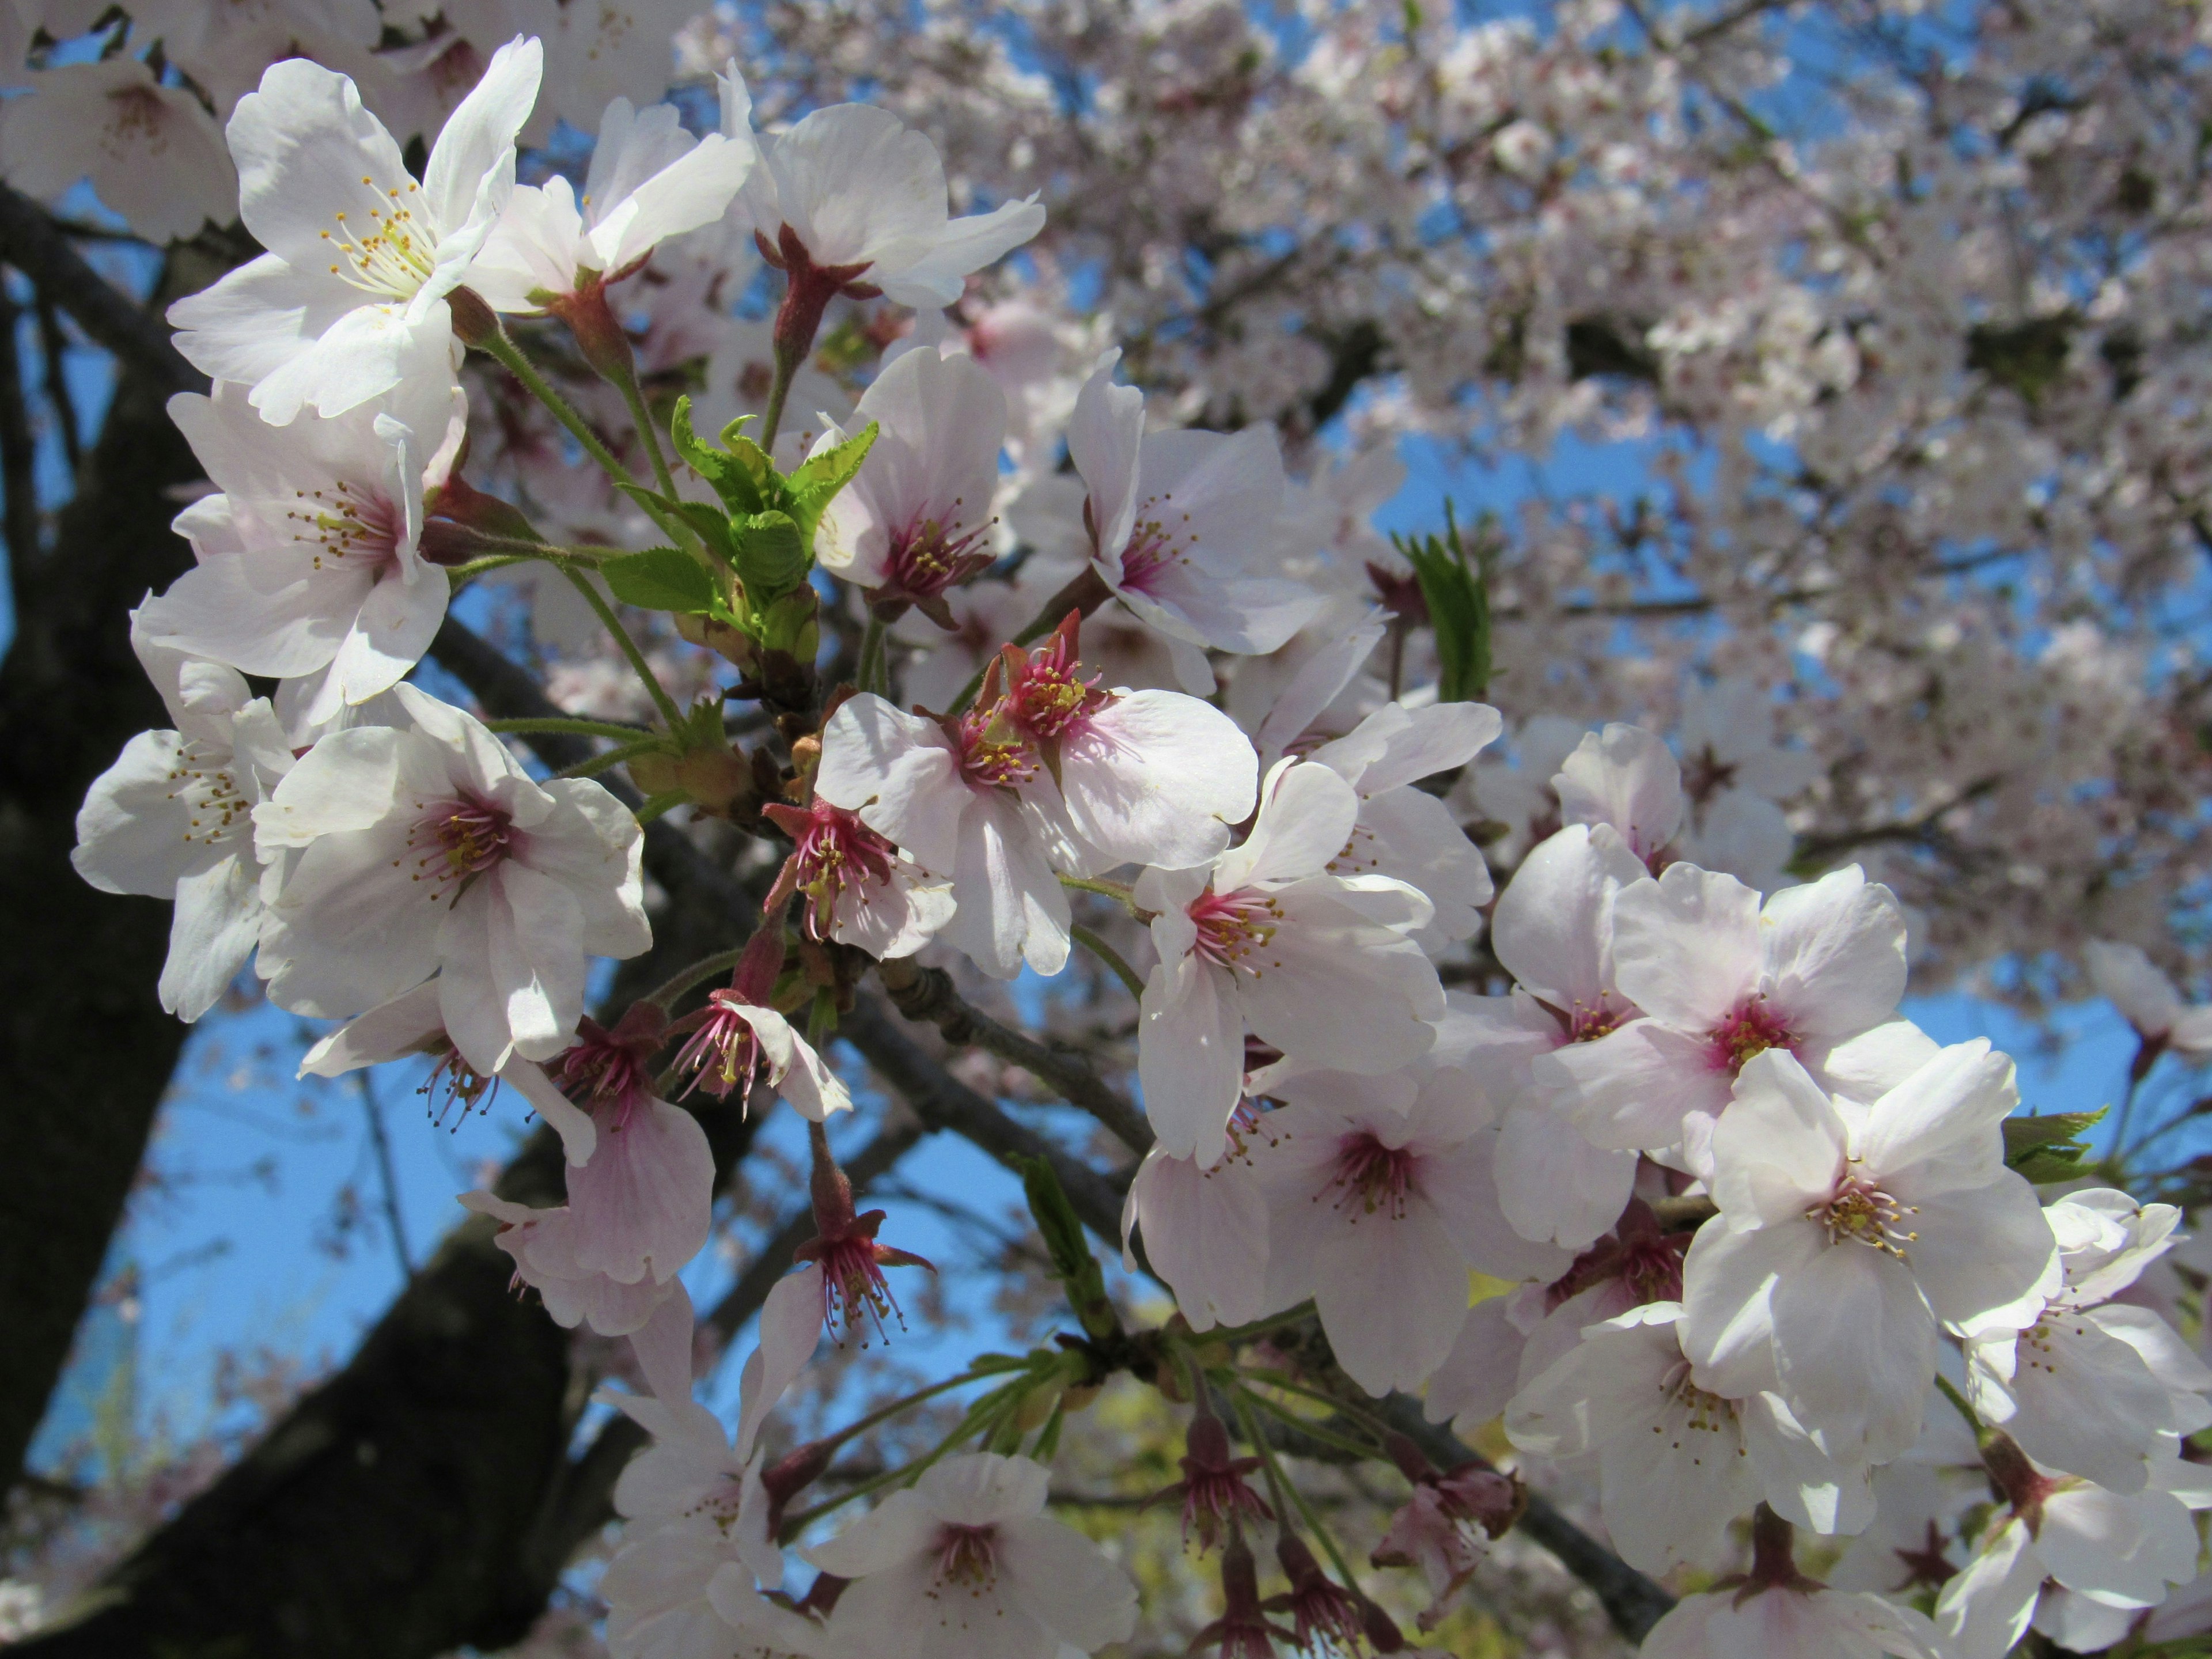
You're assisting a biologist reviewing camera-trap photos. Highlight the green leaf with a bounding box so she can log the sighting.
[671,499,738,565]
[2003,1108,2107,1183]
[669,396,763,516]
[732,509,809,599]
[600,548,719,614]
[1395,500,1494,702]
[786,420,880,539]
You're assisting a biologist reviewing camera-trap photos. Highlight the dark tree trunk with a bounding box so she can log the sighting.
[0,343,199,1494]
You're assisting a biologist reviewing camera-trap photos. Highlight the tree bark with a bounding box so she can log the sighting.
[0,335,199,1495]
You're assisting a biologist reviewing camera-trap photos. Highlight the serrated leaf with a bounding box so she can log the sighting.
[732,509,809,599]
[2003,1107,2107,1182]
[600,548,720,614]
[670,498,738,565]
[613,480,683,520]
[786,420,880,539]
[669,396,763,516]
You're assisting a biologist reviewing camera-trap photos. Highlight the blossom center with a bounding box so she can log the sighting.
[1661,1361,1740,1441]
[319,175,436,299]
[1188,887,1280,971]
[166,743,250,849]
[882,505,993,600]
[1706,995,1793,1074]
[1326,1132,1418,1219]
[1813,1166,1918,1259]
[290,480,405,577]
[786,803,899,937]
[953,704,1037,788]
[934,1523,999,1588]
[1567,998,1623,1043]
[1116,493,1192,594]
[409,796,514,897]
[671,991,766,1102]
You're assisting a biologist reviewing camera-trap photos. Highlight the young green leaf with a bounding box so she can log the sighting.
[786,420,880,538]
[1395,501,1494,702]
[599,548,721,614]
[732,509,809,599]
[669,396,763,516]
[1016,1154,1119,1341]
[2002,1107,2108,1183]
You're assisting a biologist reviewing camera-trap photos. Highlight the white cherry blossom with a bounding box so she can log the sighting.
[1134,760,1444,1166]
[137,380,465,724]
[2086,938,2212,1058]
[1681,1043,2060,1463]
[252,681,649,1071]
[0,57,236,244]
[168,40,542,423]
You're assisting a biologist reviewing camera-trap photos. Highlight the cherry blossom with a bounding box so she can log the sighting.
[1642,1581,1947,1659]
[809,344,1006,623]
[1066,354,1321,693]
[1135,760,1444,1166]
[760,797,953,959]
[802,1452,1137,1659]
[1681,1043,2060,1463]
[2085,938,2212,1061]
[168,39,542,423]
[0,57,236,244]
[1119,1137,1272,1334]
[252,681,650,1072]
[137,380,465,724]
[71,614,296,1021]
[1545,861,1918,1175]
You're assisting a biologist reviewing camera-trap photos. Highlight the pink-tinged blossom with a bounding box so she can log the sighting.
[814,690,1070,979]
[1936,1434,2212,1659]
[811,346,1006,624]
[1263,1533,1366,1657]
[0,56,236,244]
[1251,1069,1565,1397]
[669,990,852,1121]
[803,1452,1138,1659]
[137,380,465,724]
[253,681,650,1073]
[1543,861,1919,1175]
[1963,1188,2212,1494]
[1371,1449,1522,1629]
[1681,1043,2061,1464]
[1119,1131,1274,1334]
[1136,760,1444,1167]
[168,41,541,423]
[1552,723,1685,868]
[73,613,296,1021]
[1192,1532,1296,1658]
[762,797,953,959]
[1067,353,1320,694]
[1146,1410,1271,1552]
[1642,1582,1948,1659]
[460,1190,679,1338]
[726,84,1044,308]
[1305,699,1502,948]
[997,613,1259,871]
[1505,1302,1873,1573]
[1484,823,1649,1247]
[2085,938,2212,1060]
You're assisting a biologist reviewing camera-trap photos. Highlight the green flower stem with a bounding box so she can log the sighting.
[1236,1382,1386,1462]
[646,946,745,1009]
[554,562,685,729]
[1933,1372,1984,1437]
[1070,923,1146,999]
[556,737,667,780]
[1233,1384,1366,1594]
[856,613,887,697]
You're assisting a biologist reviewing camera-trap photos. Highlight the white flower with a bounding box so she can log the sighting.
[1642,1582,1947,1659]
[137,380,465,724]
[728,85,1044,306]
[2085,938,2212,1056]
[72,612,296,1021]
[1306,699,1502,948]
[802,1452,1137,1659]
[1066,354,1321,693]
[1552,722,1684,866]
[1936,1437,2212,1659]
[813,691,1070,979]
[1505,1302,1873,1573]
[1134,760,1444,1167]
[1252,1069,1566,1397]
[129,0,385,118]
[537,0,698,132]
[1680,1042,2060,1463]
[1673,677,1818,890]
[1484,823,1649,1247]
[470,87,754,309]
[763,798,955,960]
[810,345,1006,623]
[1543,861,1919,1175]
[1963,1188,2212,1493]
[0,57,236,244]
[253,681,650,1071]
[168,40,542,423]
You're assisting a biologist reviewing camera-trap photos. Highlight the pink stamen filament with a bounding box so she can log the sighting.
[1325,1132,1418,1221]
[1116,493,1192,594]
[406,797,514,900]
[670,993,764,1101]
[883,506,993,598]
[1813,1165,1919,1259]
[815,1234,908,1345]
[935,1524,997,1586]
[287,478,404,576]
[790,805,898,937]
[1706,995,1793,1075]
[1188,888,1280,971]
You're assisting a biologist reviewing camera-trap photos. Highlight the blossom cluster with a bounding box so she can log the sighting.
[35,5,2212,1658]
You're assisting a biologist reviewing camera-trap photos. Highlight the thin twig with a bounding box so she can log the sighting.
[355,1071,414,1282]
[0,285,39,566]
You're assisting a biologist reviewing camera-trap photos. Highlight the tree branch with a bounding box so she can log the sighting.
[875,956,1152,1158]
[0,188,203,394]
